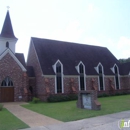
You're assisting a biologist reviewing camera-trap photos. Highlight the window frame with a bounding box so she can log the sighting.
[113,64,120,90]
[95,63,105,91]
[1,76,13,87]
[53,60,64,94]
[76,61,86,91]
[6,41,9,48]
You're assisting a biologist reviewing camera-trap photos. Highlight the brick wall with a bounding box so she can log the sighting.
[63,77,79,93]
[28,77,36,99]
[27,42,46,100]
[26,42,130,101]
[86,77,98,90]
[0,53,28,102]
[120,76,130,89]
[28,73,130,101]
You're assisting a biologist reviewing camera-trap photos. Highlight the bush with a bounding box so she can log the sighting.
[32,97,40,103]
[98,93,109,98]
[47,94,78,102]
[98,91,130,98]
[0,104,3,111]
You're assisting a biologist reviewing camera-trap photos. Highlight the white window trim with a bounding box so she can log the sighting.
[110,67,114,73]
[98,74,105,91]
[95,62,105,91]
[114,75,121,90]
[53,60,64,94]
[76,61,86,91]
[112,64,121,90]
[94,67,98,73]
[113,64,120,74]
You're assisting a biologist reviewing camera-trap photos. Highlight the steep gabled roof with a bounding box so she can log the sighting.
[119,62,130,75]
[27,66,35,77]
[32,37,120,75]
[15,53,26,69]
[0,10,17,39]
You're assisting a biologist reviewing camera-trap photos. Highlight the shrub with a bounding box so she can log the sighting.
[47,94,78,102]
[32,97,40,103]
[98,91,130,98]
[0,104,3,111]
[98,93,109,98]
[115,92,121,96]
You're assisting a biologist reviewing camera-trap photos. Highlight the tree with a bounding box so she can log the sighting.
[119,57,130,63]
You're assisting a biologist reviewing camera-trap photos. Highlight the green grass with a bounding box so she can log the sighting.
[0,108,29,130]
[22,95,130,122]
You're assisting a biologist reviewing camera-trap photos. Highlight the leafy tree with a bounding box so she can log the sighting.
[119,57,130,63]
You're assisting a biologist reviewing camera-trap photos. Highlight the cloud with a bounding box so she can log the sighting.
[83,36,130,59]
[49,20,83,43]
[88,3,95,13]
[84,37,103,46]
[118,36,130,49]
[107,36,130,59]
[117,36,130,58]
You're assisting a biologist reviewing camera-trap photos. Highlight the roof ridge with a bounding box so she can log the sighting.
[31,37,107,49]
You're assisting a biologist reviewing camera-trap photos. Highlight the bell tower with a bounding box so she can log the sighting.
[0,10,18,54]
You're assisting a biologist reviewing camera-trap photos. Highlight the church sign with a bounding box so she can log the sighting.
[82,94,92,109]
[77,90,101,110]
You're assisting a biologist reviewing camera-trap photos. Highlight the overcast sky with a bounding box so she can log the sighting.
[0,0,130,61]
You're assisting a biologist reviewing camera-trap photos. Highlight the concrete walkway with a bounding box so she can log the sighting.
[20,110,130,130]
[3,102,130,130]
[3,102,63,128]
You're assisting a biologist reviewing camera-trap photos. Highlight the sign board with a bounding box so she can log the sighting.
[82,94,92,109]
[19,96,22,99]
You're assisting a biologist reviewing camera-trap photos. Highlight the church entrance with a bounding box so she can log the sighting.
[0,77,14,102]
[0,87,14,102]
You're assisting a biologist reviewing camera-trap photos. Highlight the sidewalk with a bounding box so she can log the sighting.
[3,102,130,130]
[20,110,130,130]
[4,102,63,128]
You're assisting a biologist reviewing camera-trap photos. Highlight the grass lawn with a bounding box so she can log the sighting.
[22,95,130,122]
[0,108,29,130]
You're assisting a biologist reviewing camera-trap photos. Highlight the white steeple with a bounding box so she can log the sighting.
[0,10,18,54]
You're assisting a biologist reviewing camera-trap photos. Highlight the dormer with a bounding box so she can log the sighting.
[0,10,18,54]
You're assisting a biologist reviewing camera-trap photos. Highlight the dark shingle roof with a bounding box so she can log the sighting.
[32,37,120,75]
[27,66,35,77]
[15,54,35,77]
[15,53,26,69]
[119,62,130,75]
[0,11,17,39]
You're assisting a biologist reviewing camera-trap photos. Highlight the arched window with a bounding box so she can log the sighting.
[1,80,6,86]
[56,62,63,93]
[79,63,85,90]
[1,76,13,86]
[114,65,120,89]
[98,64,104,91]
[6,41,9,48]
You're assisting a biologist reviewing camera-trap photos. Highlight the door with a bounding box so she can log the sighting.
[0,87,14,102]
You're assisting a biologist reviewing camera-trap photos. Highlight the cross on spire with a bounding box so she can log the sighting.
[0,9,17,39]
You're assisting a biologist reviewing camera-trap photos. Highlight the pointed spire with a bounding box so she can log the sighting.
[0,10,17,39]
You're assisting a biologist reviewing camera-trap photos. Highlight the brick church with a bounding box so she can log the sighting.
[0,10,130,102]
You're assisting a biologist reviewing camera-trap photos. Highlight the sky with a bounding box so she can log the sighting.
[0,0,130,61]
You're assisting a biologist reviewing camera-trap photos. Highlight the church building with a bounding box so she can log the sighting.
[0,10,130,102]
[0,10,35,102]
